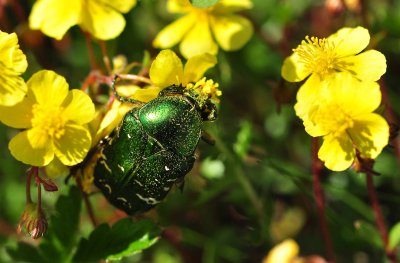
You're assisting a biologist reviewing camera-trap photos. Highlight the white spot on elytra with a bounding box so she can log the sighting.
[117,164,125,172]
[136,193,161,205]
[164,166,170,171]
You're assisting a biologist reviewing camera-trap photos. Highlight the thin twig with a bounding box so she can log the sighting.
[99,40,112,75]
[83,31,99,70]
[366,170,397,263]
[311,138,336,262]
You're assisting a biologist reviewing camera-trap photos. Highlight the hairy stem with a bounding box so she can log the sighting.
[312,138,336,262]
[83,31,99,70]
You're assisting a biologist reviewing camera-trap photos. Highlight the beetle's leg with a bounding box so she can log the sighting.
[201,130,215,145]
[112,75,145,105]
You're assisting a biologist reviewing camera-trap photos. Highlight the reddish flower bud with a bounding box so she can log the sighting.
[17,203,48,239]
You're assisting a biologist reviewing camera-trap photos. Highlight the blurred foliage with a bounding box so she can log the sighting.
[1,0,400,262]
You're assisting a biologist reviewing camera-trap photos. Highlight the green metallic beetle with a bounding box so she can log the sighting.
[94,76,217,215]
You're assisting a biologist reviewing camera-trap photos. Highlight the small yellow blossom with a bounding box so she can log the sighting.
[262,239,300,263]
[153,0,253,58]
[149,49,221,100]
[29,0,136,40]
[0,31,28,106]
[296,73,389,171]
[0,70,95,167]
[282,27,386,119]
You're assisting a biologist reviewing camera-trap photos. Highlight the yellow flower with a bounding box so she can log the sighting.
[262,239,300,263]
[282,26,386,83]
[296,73,389,171]
[0,31,28,106]
[149,49,222,110]
[29,0,136,40]
[282,26,386,121]
[153,0,253,58]
[0,70,95,167]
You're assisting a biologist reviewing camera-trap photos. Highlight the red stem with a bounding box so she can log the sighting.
[366,171,397,262]
[83,31,98,70]
[76,175,98,227]
[312,138,336,262]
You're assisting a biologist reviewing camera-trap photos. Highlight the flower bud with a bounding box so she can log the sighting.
[17,203,48,239]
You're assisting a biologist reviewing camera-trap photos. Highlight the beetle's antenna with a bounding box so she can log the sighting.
[112,75,144,105]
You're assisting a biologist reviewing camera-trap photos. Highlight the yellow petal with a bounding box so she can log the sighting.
[281,52,312,82]
[62,89,95,124]
[328,26,370,57]
[180,16,218,58]
[294,74,322,119]
[183,53,217,85]
[0,72,27,106]
[27,70,69,106]
[262,239,299,263]
[349,113,389,159]
[29,0,81,40]
[210,14,253,51]
[153,14,196,49]
[97,0,136,13]
[167,0,192,13]
[0,31,27,73]
[45,157,70,178]
[9,130,54,166]
[54,123,92,166]
[341,50,386,82]
[318,134,355,171]
[149,49,184,87]
[80,0,126,40]
[328,72,381,116]
[0,97,33,128]
[213,0,253,13]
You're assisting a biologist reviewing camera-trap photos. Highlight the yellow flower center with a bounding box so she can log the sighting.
[309,104,354,137]
[185,77,222,104]
[31,104,66,139]
[294,36,339,79]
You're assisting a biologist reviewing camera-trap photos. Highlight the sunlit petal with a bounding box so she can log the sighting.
[29,0,81,40]
[167,0,192,13]
[80,0,126,40]
[149,49,184,87]
[213,0,253,13]
[318,134,355,171]
[328,26,370,57]
[26,70,69,106]
[62,89,95,124]
[0,71,27,106]
[183,53,217,85]
[281,52,312,82]
[97,0,136,13]
[341,50,386,82]
[54,123,92,166]
[9,130,54,166]
[328,73,381,116]
[0,97,33,128]
[263,239,299,263]
[180,16,218,58]
[350,113,389,159]
[210,14,253,51]
[153,14,196,49]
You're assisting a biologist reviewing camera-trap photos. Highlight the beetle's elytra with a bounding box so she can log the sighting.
[94,85,217,215]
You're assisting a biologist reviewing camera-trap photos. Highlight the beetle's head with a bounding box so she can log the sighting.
[184,78,220,121]
[159,78,221,121]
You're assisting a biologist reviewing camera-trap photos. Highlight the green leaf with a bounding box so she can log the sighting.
[190,0,219,8]
[73,218,160,262]
[389,222,400,249]
[39,186,82,263]
[6,242,45,263]
[233,121,252,159]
